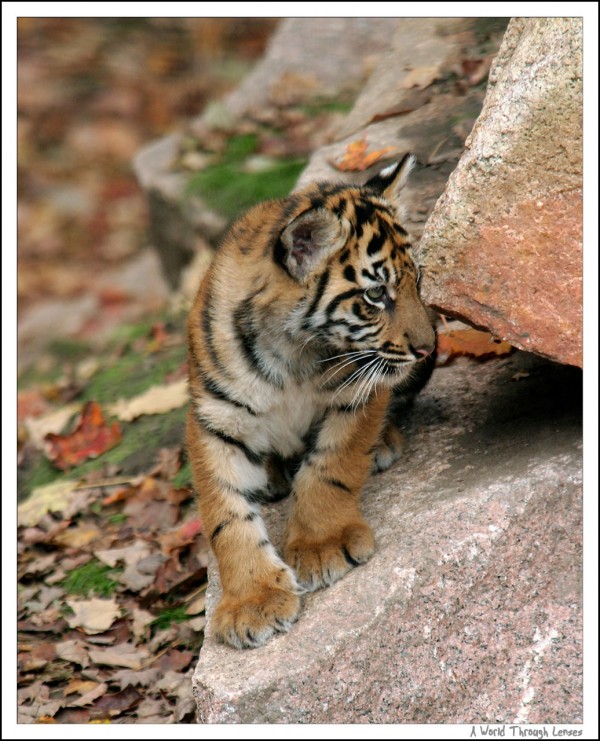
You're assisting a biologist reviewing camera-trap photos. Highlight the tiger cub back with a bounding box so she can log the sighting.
[187,155,435,648]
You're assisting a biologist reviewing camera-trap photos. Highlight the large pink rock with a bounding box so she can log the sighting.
[193,353,582,723]
[419,18,583,367]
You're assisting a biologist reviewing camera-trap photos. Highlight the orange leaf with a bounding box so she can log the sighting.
[329,138,396,172]
[44,401,122,470]
[436,328,513,364]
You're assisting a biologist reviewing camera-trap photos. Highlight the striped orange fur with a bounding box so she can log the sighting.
[187,155,436,648]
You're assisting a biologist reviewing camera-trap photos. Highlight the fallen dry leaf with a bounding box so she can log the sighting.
[18,681,49,705]
[18,642,57,672]
[111,667,160,690]
[88,642,151,670]
[131,608,156,641]
[55,639,90,668]
[108,379,188,422]
[401,64,441,89]
[69,682,108,707]
[436,328,513,365]
[53,521,103,549]
[18,389,50,423]
[66,597,120,634]
[63,679,98,697]
[329,138,396,172]
[44,401,122,470]
[18,479,79,528]
[95,540,152,568]
[24,403,81,450]
[158,517,203,556]
[88,686,141,719]
[188,614,207,632]
[185,593,206,616]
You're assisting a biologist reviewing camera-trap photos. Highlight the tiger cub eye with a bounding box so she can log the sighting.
[365,286,386,303]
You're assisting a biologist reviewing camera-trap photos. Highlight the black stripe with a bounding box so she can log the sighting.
[201,372,258,416]
[324,477,351,492]
[244,487,291,504]
[352,302,370,321]
[196,413,263,466]
[303,270,330,326]
[211,518,233,543]
[367,230,386,256]
[233,295,284,388]
[202,302,229,378]
[324,288,364,318]
[339,248,351,264]
[343,265,356,283]
[393,223,409,237]
[333,198,347,218]
[302,413,328,456]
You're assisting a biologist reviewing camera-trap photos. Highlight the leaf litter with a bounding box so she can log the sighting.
[18,414,207,722]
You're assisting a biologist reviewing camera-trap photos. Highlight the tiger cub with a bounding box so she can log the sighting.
[187,154,435,649]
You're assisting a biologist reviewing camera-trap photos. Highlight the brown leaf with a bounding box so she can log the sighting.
[131,608,155,642]
[52,521,103,549]
[89,686,141,719]
[55,639,90,668]
[436,328,513,365]
[66,597,120,634]
[185,593,206,616]
[18,643,57,672]
[44,401,122,470]
[149,446,182,480]
[368,90,432,124]
[18,389,50,423]
[95,540,152,568]
[53,708,91,723]
[64,679,98,697]
[400,64,441,89]
[69,682,108,707]
[18,481,80,528]
[108,379,187,422]
[158,517,203,556]
[329,138,397,173]
[18,680,50,705]
[152,648,194,674]
[24,403,81,451]
[88,642,150,670]
[110,666,160,690]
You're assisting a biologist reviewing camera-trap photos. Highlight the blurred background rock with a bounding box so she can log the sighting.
[17,17,278,312]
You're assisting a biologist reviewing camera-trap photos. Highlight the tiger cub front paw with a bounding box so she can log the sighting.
[285,520,375,592]
[213,571,301,649]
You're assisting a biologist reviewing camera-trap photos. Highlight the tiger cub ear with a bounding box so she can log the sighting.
[280,208,350,283]
[364,153,416,201]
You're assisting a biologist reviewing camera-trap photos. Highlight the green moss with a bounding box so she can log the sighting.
[172,459,192,489]
[298,99,354,117]
[151,605,191,631]
[107,513,128,525]
[18,405,189,502]
[46,337,93,361]
[186,158,306,220]
[82,344,186,404]
[62,559,123,598]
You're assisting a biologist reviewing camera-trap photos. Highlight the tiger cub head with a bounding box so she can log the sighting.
[277,154,435,384]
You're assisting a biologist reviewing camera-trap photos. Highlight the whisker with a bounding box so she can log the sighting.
[336,357,380,400]
[318,350,375,364]
[319,351,376,386]
[352,357,383,410]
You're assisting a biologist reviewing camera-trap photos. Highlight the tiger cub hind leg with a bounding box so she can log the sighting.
[371,422,404,473]
[186,411,300,649]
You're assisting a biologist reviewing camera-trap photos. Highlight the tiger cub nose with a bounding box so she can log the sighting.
[410,344,434,359]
